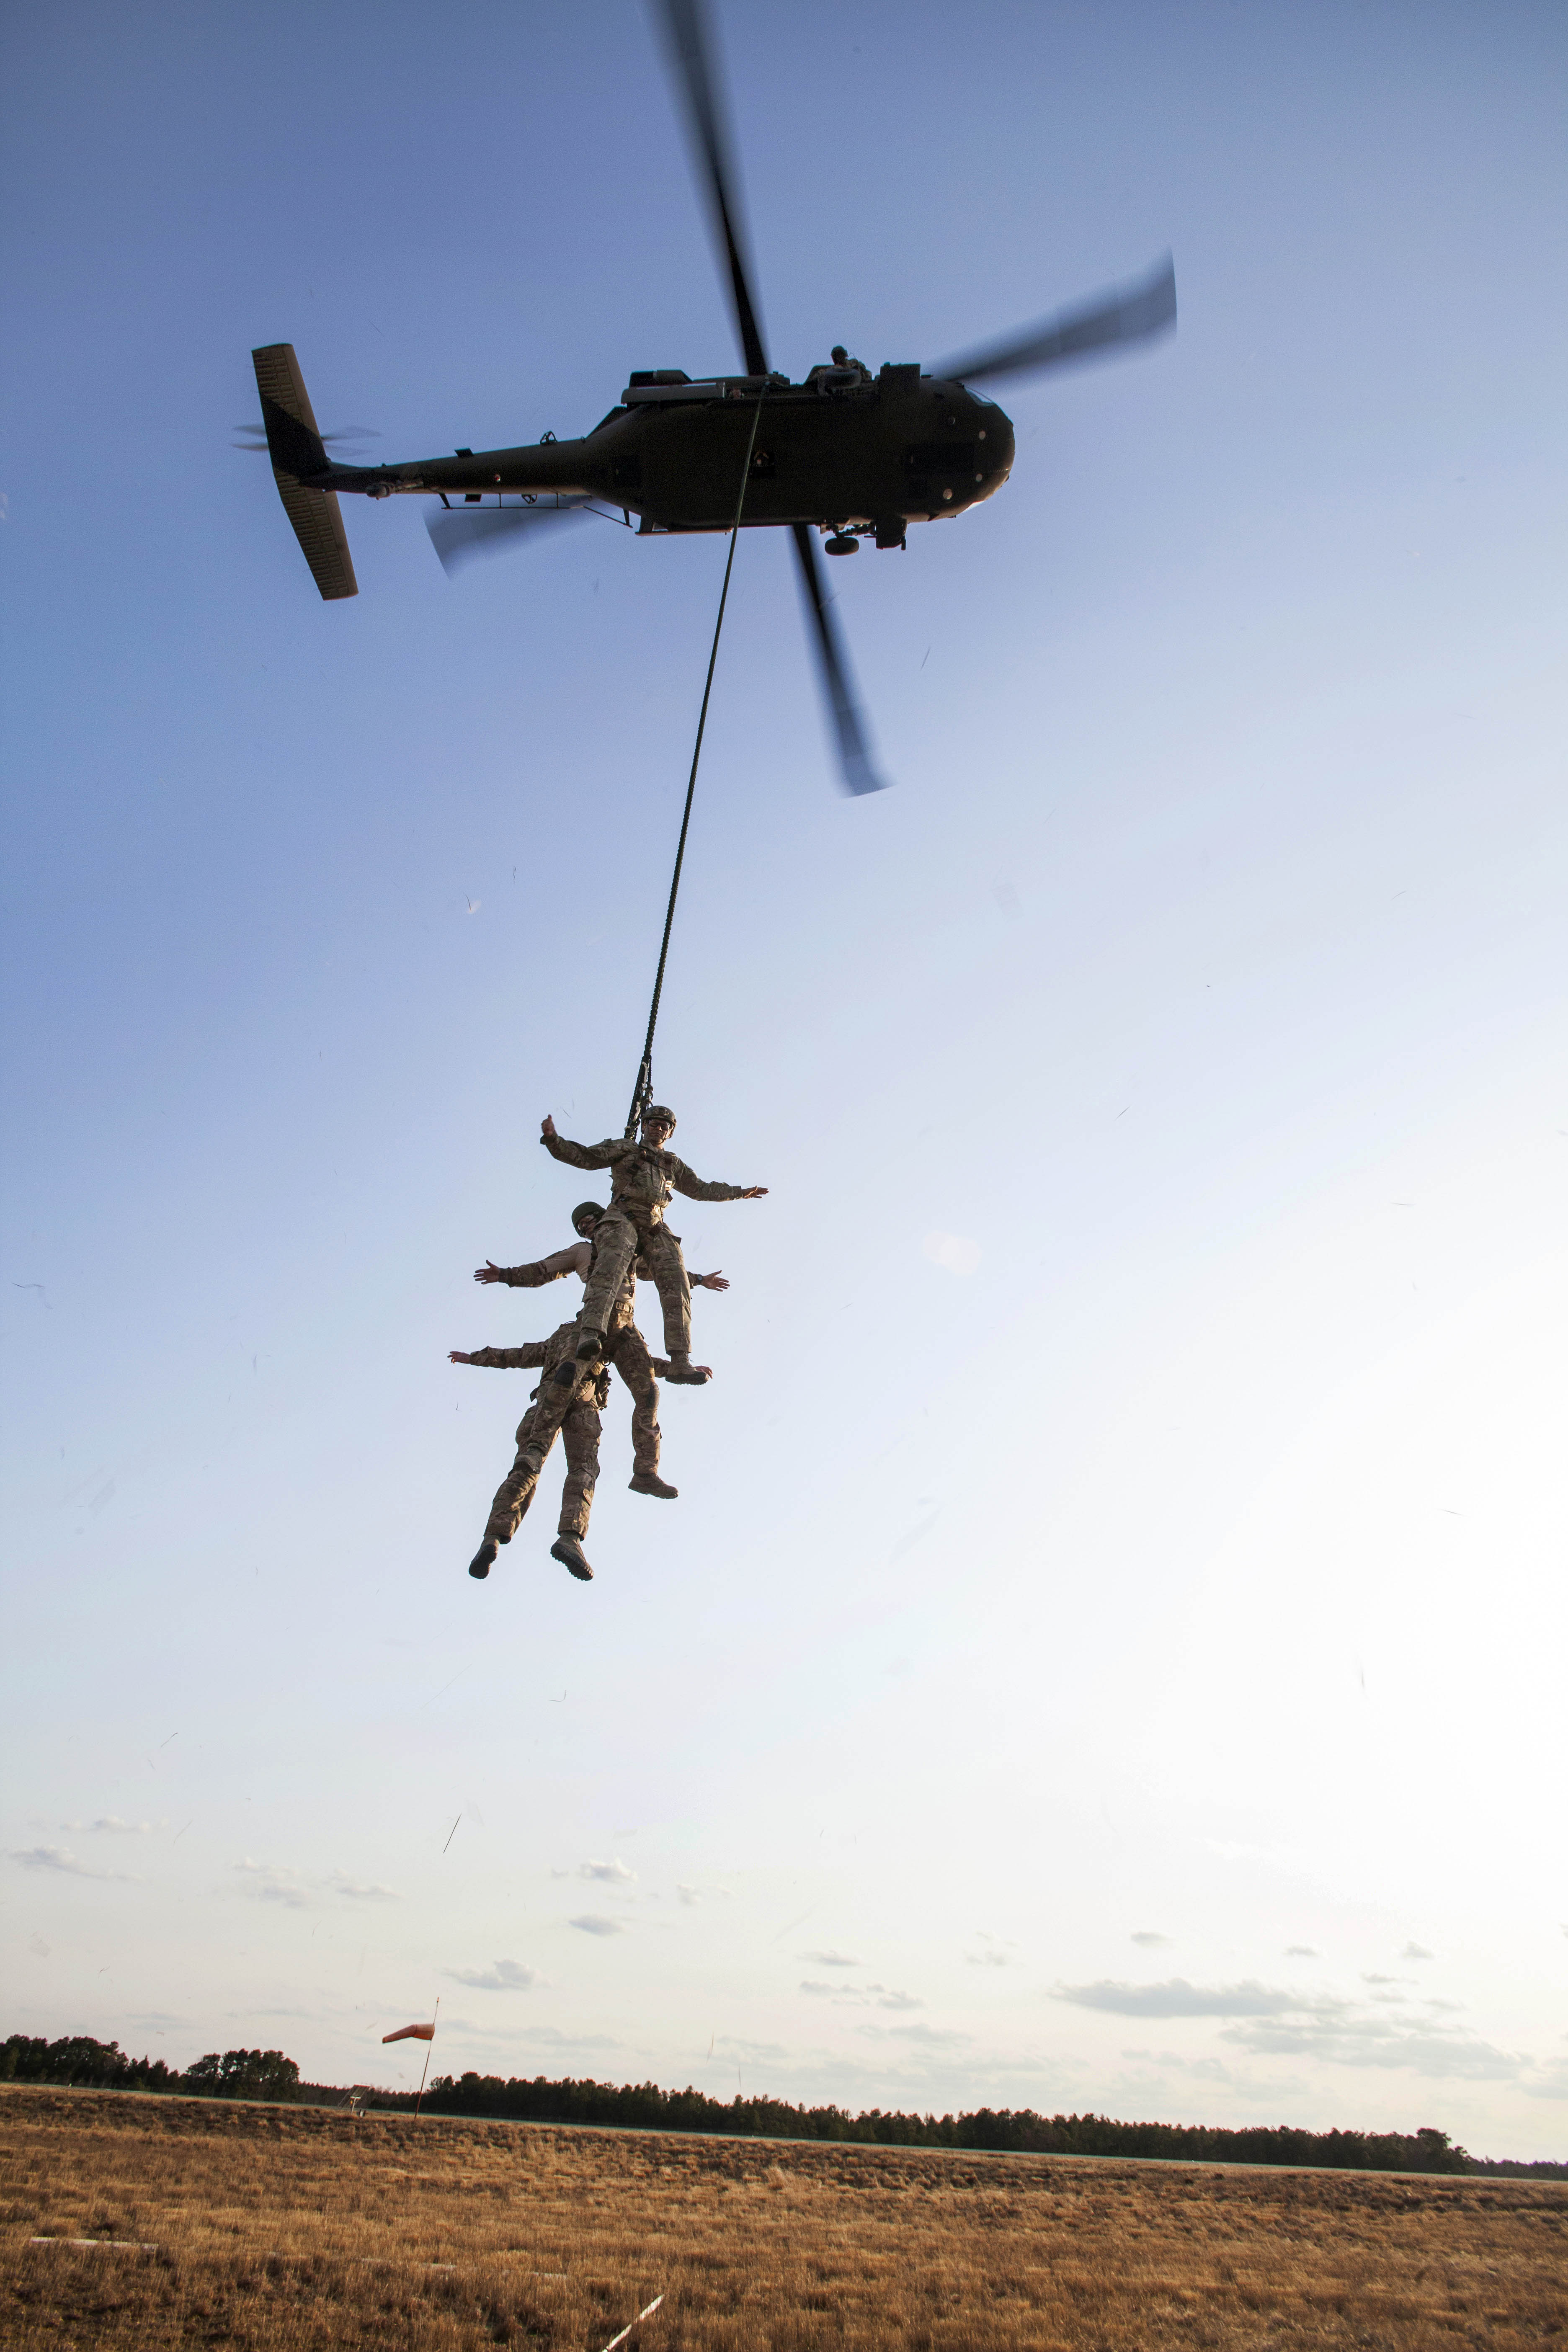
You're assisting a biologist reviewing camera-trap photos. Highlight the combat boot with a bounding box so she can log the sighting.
[628,1471,678,1499]
[663,1355,712,1385]
[469,1538,498,1580]
[574,1327,606,1362]
[550,1534,594,1581]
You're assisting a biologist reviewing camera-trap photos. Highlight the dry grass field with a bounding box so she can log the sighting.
[3,2085,1565,2350]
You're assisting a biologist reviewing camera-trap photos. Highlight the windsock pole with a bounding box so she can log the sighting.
[415,1999,439,2120]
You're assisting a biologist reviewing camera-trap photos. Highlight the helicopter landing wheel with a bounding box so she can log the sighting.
[824,531,859,555]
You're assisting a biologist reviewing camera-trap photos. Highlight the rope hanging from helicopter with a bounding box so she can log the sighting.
[622,387,767,1139]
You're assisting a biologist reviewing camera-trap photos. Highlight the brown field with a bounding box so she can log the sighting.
[2,2086,1565,2349]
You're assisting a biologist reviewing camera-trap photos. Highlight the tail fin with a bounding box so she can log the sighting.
[252,343,358,601]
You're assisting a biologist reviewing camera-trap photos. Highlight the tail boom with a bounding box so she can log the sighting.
[322,442,600,502]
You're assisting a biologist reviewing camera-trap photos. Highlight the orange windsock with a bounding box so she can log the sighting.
[382,2022,436,2044]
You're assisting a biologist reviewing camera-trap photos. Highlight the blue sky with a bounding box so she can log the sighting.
[3,0,1566,2153]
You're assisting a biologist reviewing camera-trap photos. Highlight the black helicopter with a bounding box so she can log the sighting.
[248,0,1175,795]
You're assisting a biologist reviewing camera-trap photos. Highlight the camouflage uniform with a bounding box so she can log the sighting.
[485,1246,661,1476]
[541,1130,750,1356]
[467,1323,606,1546]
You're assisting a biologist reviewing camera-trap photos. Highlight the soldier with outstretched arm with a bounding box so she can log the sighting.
[453,1200,731,1581]
[452,1321,606,1583]
[469,1198,730,1494]
[539,1104,765,1383]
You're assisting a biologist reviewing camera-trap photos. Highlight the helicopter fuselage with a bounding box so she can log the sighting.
[311,364,1014,545]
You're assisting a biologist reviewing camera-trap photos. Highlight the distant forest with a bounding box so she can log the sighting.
[5,2033,1563,2180]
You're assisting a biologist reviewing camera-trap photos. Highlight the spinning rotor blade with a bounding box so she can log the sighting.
[653,4,882,797]
[234,422,381,451]
[790,526,887,797]
[653,0,769,375]
[426,498,593,575]
[934,253,1176,386]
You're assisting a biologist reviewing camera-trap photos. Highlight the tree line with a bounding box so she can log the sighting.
[2,2034,301,2103]
[423,2071,1486,2173]
[5,2034,1563,2178]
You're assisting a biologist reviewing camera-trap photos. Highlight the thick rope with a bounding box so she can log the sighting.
[624,391,768,1136]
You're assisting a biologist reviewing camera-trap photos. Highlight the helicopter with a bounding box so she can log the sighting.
[248,0,1176,795]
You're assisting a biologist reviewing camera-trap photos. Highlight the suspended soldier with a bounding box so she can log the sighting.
[454,1202,730,1579]
[453,1319,607,1583]
[470,1199,731,1493]
[539,1105,765,1382]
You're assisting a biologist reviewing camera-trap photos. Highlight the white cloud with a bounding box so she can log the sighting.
[800,1980,923,2010]
[10,1844,140,1883]
[8,1843,133,1881]
[513,2025,624,2052]
[1131,1931,1172,1948]
[235,1859,311,1908]
[1402,1942,1435,1960]
[61,1816,162,1834]
[1057,1978,1295,2018]
[922,1232,981,1277]
[13,1844,86,1873]
[1058,1981,1517,2082]
[578,1859,636,1883]
[966,1932,1019,1967]
[232,1859,397,1909]
[1226,2016,1517,2081]
[326,1872,399,1902]
[712,2036,792,2063]
[570,1914,627,1936]
[799,1948,861,1967]
[448,1959,545,1991]
[1285,1945,1319,1957]
[676,1883,702,1906]
[862,2022,970,2047]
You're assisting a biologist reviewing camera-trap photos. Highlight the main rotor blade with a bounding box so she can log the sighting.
[790,526,887,797]
[234,423,381,450]
[426,498,593,575]
[652,0,769,377]
[934,253,1176,386]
